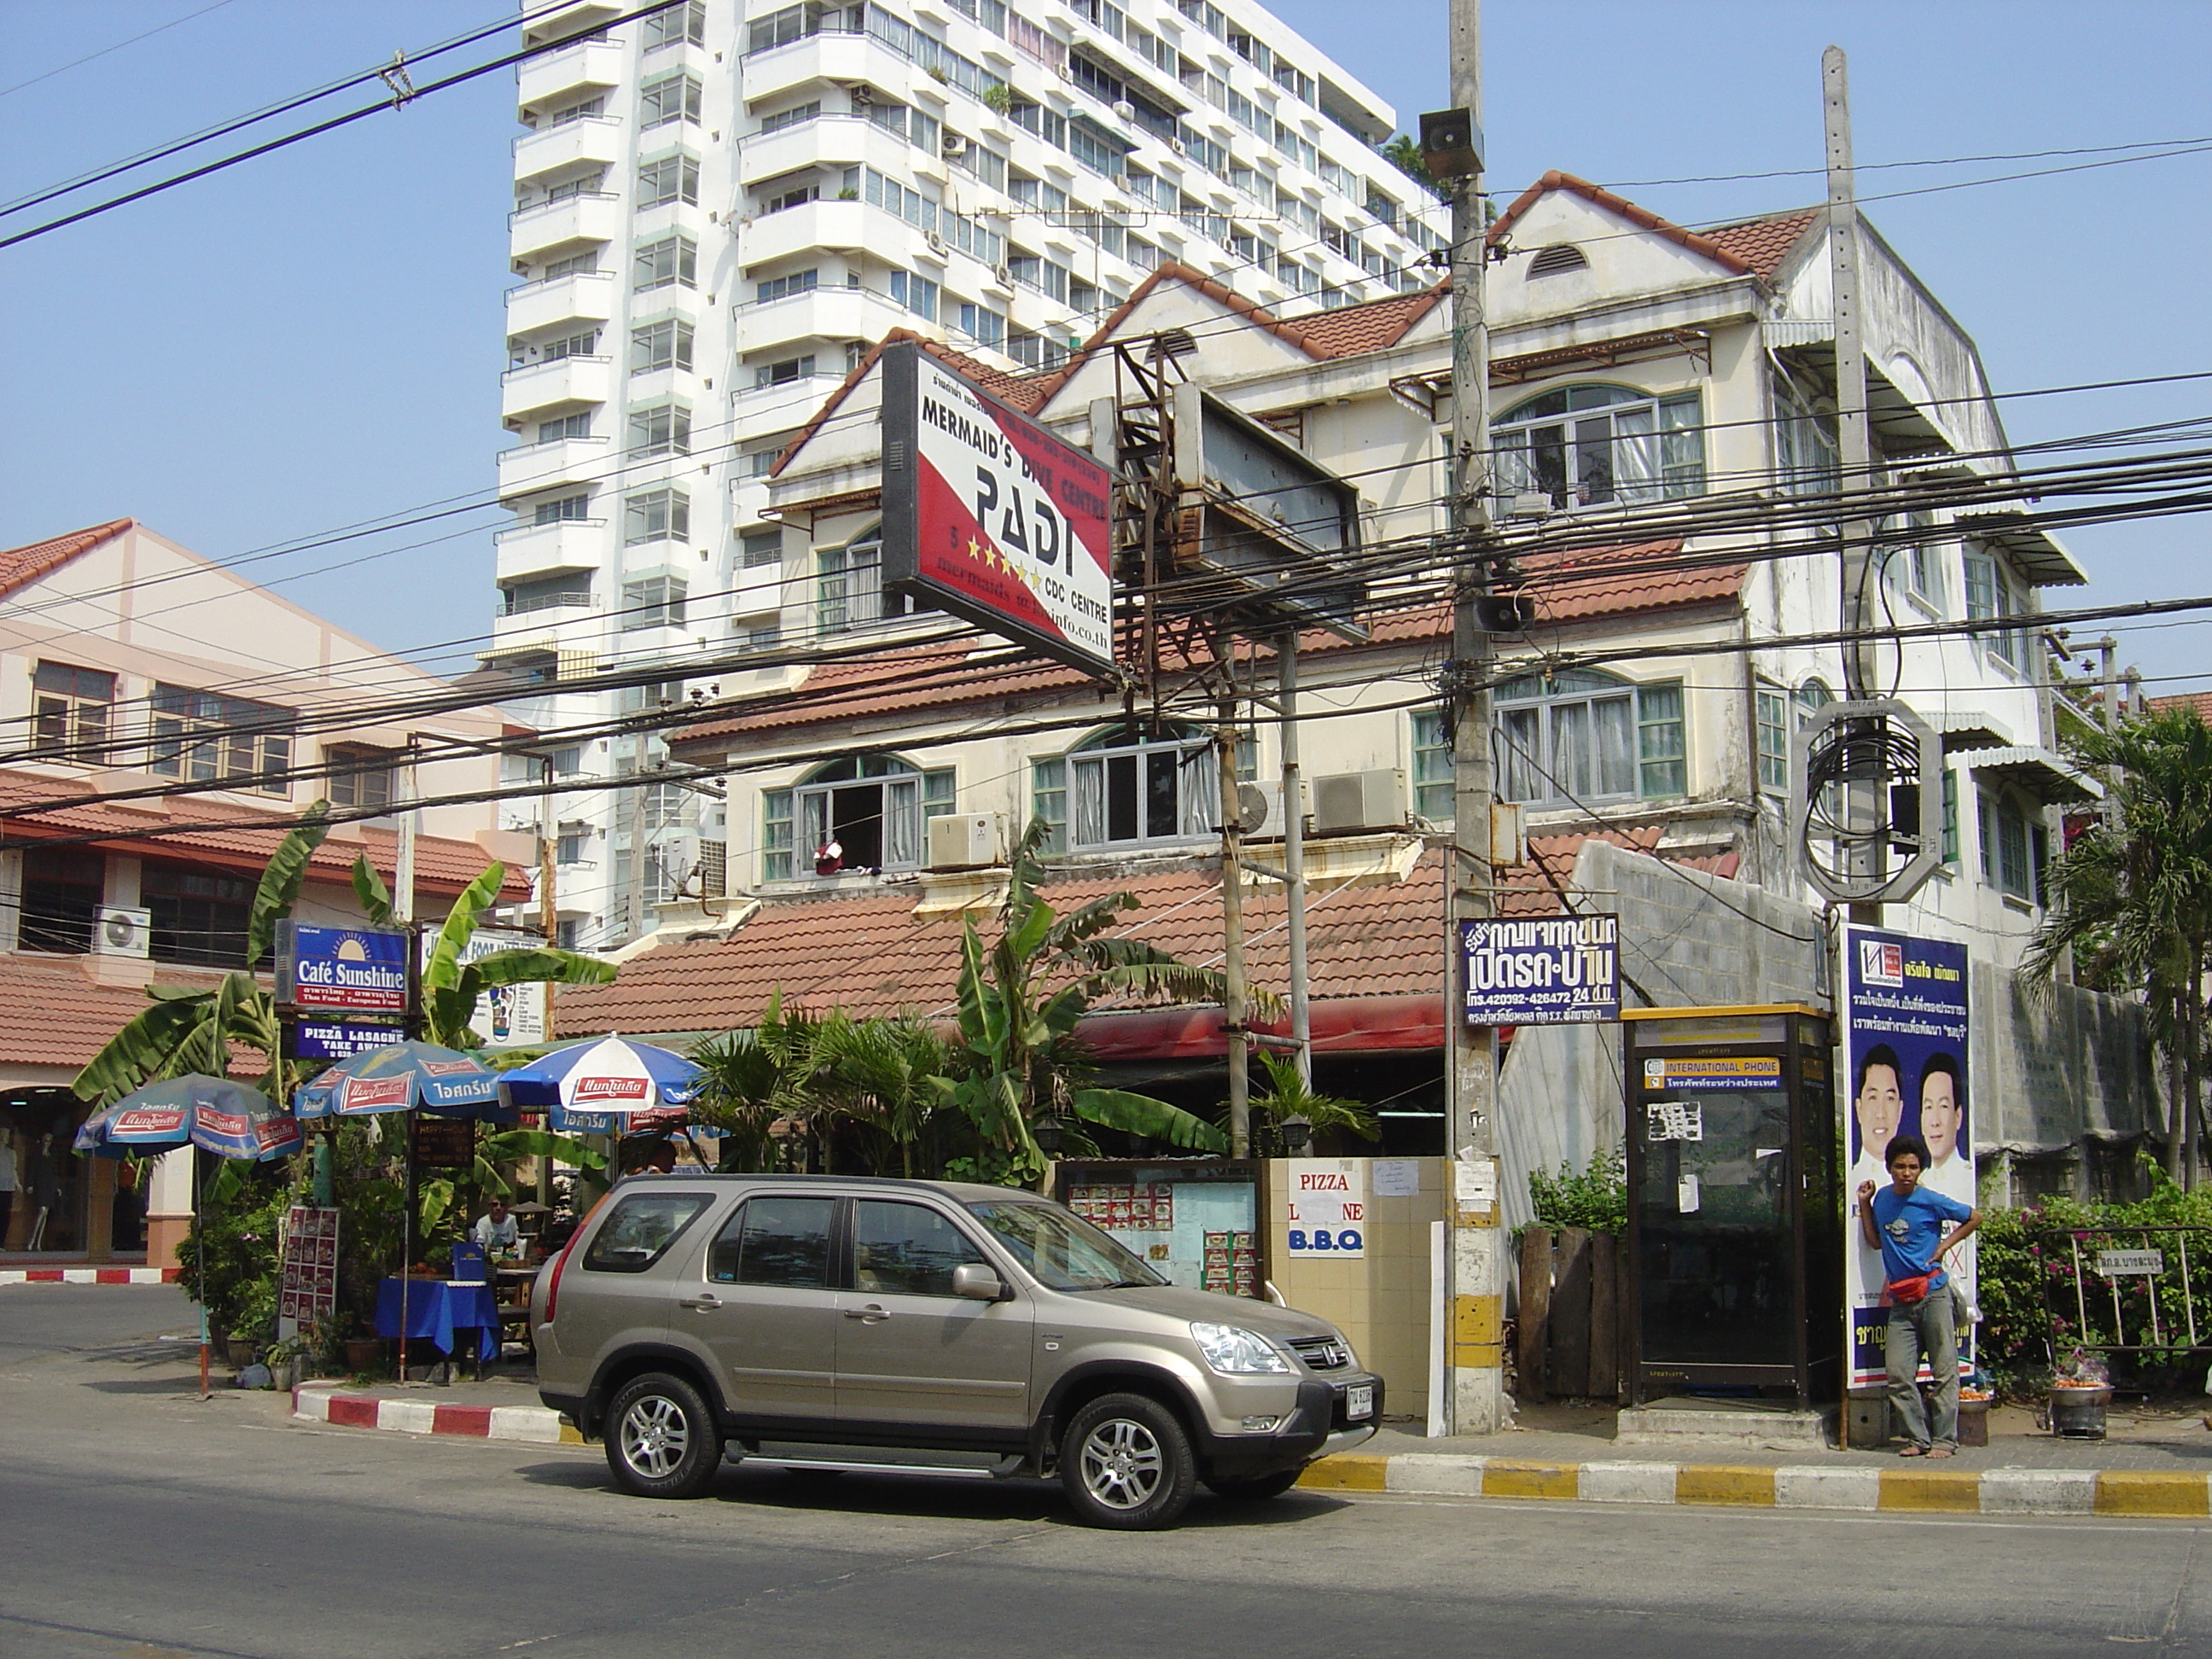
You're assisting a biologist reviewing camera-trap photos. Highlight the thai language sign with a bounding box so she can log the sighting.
[276,923,408,1014]
[881,340,1117,674]
[1843,926,1975,1388]
[1460,914,1621,1026]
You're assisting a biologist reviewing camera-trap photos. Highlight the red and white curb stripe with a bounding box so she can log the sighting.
[293,1382,583,1445]
[0,1266,182,1285]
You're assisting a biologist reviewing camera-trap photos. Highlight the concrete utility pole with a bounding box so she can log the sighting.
[1279,634,1313,1086]
[1822,45,1884,928]
[1219,697,1251,1155]
[1441,0,1508,1436]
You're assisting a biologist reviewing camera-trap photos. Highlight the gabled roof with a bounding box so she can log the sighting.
[0,519,133,600]
[771,269,1449,480]
[1490,171,1821,284]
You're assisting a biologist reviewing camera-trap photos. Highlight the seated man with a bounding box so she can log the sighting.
[472,1196,521,1257]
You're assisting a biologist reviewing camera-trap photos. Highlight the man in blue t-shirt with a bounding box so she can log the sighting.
[1858,1132,1981,1456]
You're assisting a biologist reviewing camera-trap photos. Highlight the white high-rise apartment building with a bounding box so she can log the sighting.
[490,0,1442,948]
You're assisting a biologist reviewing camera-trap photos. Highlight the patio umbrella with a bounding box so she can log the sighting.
[73,1074,301,1398]
[291,1040,509,1380]
[497,1035,704,1133]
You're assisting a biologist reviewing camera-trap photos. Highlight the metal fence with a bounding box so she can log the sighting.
[2031,1225,2212,1361]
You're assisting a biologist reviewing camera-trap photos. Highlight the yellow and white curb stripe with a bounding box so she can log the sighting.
[1299,1453,2212,1518]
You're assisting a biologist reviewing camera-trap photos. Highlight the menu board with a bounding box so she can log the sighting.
[1063,1172,1260,1297]
[279,1205,341,1325]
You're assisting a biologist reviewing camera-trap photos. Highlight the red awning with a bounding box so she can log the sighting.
[1078,993,1447,1062]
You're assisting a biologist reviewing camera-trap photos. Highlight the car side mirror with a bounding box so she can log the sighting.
[952,1263,1007,1302]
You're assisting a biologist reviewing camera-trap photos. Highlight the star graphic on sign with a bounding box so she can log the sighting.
[965,536,984,562]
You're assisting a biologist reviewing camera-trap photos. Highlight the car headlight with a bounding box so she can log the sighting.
[1190,1321,1292,1374]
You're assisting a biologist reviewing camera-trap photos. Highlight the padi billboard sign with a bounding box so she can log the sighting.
[880,341,1117,676]
[275,922,409,1015]
[1461,915,1621,1026]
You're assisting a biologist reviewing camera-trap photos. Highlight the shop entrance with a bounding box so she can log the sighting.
[1623,1005,1840,1405]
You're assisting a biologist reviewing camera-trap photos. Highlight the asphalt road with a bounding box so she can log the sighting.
[3,1284,2209,1658]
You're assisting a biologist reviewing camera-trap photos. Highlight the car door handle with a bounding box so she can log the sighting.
[678,1294,723,1312]
[844,1303,890,1324]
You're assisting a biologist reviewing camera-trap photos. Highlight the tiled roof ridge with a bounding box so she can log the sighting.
[0,518,135,600]
[1489,170,1766,279]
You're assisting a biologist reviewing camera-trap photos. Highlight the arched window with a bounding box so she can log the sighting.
[1494,669,1685,805]
[1527,243,1588,278]
[761,753,954,880]
[1031,724,1218,853]
[1493,383,1705,508]
[1794,678,1834,729]
[815,521,908,630]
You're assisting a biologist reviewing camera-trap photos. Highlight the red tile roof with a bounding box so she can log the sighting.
[1520,539,1749,624]
[0,771,530,901]
[1489,171,1819,285]
[1703,207,1822,282]
[2149,692,2212,723]
[556,834,1738,1041]
[0,519,133,600]
[0,953,247,1075]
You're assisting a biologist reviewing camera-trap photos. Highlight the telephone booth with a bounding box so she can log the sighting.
[1624,1004,1842,1406]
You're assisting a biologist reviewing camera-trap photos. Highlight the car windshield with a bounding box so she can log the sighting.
[965,1199,1167,1293]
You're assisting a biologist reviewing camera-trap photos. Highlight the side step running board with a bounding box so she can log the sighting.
[735,1452,1026,1480]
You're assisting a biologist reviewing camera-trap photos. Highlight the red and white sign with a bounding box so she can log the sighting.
[573,1076,650,1103]
[339,1076,411,1113]
[115,1108,186,1135]
[1282,1158,1367,1259]
[882,341,1116,674]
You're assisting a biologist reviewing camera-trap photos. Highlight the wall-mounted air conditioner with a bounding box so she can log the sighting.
[1311,769,1407,836]
[96,906,151,958]
[927,812,1001,870]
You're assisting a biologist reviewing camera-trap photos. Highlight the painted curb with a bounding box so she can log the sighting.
[0,1266,182,1285]
[293,1383,585,1446]
[1302,1452,2212,1519]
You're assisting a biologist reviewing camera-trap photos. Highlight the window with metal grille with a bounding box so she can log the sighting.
[31,661,114,759]
[148,685,294,794]
[501,576,592,615]
[740,529,783,568]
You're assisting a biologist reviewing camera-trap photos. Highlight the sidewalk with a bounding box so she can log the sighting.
[292,1381,2212,1518]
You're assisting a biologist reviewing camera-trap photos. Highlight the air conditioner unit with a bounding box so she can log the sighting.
[1169,136,1187,156]
[941,132,969,160]
[1311,769,1408,836]
[989,263,1014,288]
[924,229,948,256]
[1233,778,1306,839]
[653,833,705,896]
[927,812,1001,870]
[95,906,151,958]
[1111,100,1136,122]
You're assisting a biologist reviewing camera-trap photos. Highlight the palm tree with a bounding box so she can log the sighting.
[937,818,1257,1187]
[2027,707,2212,1185]
[1248,1053,1381,1152]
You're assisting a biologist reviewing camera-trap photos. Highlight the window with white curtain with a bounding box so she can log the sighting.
[1493,385,1704,508]
[1494,670,1686,806]
[763,755,954,878]
[1031,725,1218,853]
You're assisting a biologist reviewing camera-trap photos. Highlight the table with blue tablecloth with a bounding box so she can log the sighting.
[375,1278,500,1363]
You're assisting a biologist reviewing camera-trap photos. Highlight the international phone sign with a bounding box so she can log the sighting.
[881,341,1116,675]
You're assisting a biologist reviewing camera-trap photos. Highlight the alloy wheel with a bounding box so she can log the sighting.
[1079,1417,1165,1511]
[620,1394,690,1481]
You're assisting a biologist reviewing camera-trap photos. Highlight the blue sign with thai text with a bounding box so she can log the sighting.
[1461,914,1621,1026]
[275,922,409,1014]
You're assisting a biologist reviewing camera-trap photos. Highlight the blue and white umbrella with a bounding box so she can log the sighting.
[497,1035,703,1133]
[294,1039,510,1121]
[75,1074,302,1162]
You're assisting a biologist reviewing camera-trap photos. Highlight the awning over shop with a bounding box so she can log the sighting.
[1968,744,2103,805]
[1080,993,1448,1062]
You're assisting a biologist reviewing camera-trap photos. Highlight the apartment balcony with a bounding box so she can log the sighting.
[733,282,916,358]
[735,199,871,271]
[504,270,618,337]
[497,435,614,501]
[731,372,850,432]
[737,114,888,188]
[521,0,624,46]
[517,39,624,117]
[495,517,609,585]
[500,354,612,423]
[513,114,623,183]
[739,30,874,106]
[730,562,789,619]
[510,192,623,264]
[491,597,599,652]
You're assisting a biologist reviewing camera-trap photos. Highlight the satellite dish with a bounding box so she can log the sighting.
[1234,783,1270,835]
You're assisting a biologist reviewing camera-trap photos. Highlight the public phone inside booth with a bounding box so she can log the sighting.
[1624,1005,1841,1406]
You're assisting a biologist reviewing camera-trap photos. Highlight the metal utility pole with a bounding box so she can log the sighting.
[1823,45,1883,928]
[1278,633,1312,1086]
[1218,696,1251,1155]
[1435,0,1507,1435]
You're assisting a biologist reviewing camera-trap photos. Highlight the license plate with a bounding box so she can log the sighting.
[1346,1383,1373,1420]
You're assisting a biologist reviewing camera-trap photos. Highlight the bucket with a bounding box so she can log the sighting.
[2050,1383,2112,1439]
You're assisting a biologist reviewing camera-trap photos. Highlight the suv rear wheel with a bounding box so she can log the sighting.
[1060,1392,1196,1530]
[605,1372,722,1499]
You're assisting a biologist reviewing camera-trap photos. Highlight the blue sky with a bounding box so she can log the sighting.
[2,2,2207,690]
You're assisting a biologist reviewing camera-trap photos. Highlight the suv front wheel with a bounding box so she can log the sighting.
[605,1371,723,1499]
[1059,1392,1196,1530]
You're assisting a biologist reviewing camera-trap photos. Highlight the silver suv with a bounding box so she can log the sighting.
[533,1173,1380,1529]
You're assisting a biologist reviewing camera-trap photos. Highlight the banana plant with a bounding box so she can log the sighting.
[74,805,333,1106]
[350,856,617,1048]
[936,818,1265,1185]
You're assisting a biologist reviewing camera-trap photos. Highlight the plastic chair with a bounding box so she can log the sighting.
[450,1242,489,1284]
